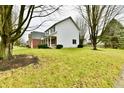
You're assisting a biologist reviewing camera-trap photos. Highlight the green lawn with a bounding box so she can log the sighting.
[0,47,124,88]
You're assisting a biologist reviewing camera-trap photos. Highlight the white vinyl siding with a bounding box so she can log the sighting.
[55,18,79,47]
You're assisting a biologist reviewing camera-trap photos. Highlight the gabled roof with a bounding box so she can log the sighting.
[30,31,45,39]
[44,16,80,32]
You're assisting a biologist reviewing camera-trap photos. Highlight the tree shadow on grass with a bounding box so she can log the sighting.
[0,54,39,71]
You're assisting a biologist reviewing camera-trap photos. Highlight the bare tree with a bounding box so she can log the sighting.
[0,5,34,60]
[0,5,62,61]
[27,5,62,31]
[77,5,124,50]
[76,17,87,45]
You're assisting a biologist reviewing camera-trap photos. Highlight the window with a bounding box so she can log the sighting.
[72,39,76,44]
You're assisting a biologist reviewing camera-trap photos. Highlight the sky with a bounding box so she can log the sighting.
[21,5,124,43]
[22,5,80,42]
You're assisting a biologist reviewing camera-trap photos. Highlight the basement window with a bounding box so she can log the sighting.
[72,39,76,44]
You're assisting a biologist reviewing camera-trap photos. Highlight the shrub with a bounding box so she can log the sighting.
[26,45,31,48]
[38,44,49,49]
[111,36,119,49]
[77,44,83,48]
[56,44,63,49]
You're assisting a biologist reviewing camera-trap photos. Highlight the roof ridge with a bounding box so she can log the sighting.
[44,16,80,32]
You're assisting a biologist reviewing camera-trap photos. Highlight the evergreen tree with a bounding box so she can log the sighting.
[100,19,123,48]
[118,28,124,49]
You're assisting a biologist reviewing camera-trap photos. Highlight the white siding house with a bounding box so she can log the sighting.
[42,17,80,48]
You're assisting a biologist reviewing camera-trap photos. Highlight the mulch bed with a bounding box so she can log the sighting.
[0,54,39,71]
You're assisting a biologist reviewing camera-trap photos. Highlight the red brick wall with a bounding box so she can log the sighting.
[31,39,41,48]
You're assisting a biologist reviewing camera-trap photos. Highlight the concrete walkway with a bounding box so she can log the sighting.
[114,66,124,88]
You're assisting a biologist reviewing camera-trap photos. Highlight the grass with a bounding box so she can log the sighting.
[0,47,124,87]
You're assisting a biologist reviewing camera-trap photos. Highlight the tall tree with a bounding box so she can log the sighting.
[0,5,61,61]
[100,19,123,48]
[77,5,124,50]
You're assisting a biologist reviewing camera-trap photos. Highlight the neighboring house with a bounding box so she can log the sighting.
[28,32,45,48]
[28,17,80,48]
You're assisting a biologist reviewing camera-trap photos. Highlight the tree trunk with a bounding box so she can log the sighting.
[0,36,13,61]
[6,42,13,60]
[0,39,6,60]
[104,42,107,48]
[92,37,97,50]
[93,43,97,50]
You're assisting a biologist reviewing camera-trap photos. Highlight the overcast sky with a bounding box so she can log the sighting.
[21,5,124,43]
[22,5,80,42]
